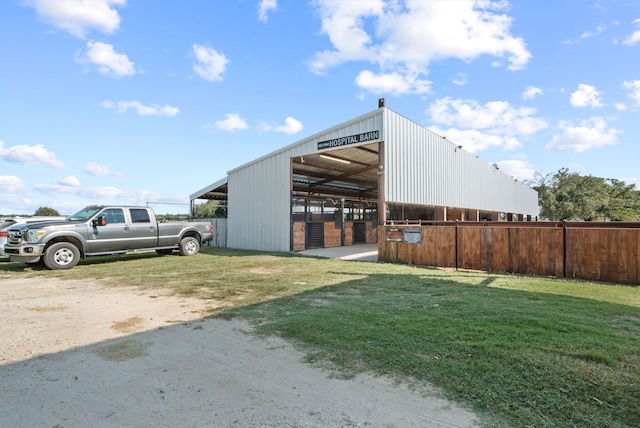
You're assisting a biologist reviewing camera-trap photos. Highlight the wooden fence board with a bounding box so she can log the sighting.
[437,227,457,267]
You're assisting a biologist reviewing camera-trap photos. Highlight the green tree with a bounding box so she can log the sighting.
[529,169,640,221]
[601,179,640,221]
[193,200,227,218]
[34,207,60,216]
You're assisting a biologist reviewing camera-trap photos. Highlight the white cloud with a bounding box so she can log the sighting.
[580,24,606,40]
[562,24,606,45]
[77,41,135,78]
[192,44,229,82]
[428,97,548,135]
[308,0,381,73]
[522,86,543,100]
[545,117,620,153]
[452,73,467,86]
[0,176,27,193]
[83,162,121,176]
[32,183,185,209]
[309,0,531,94]
[623,18,640,46]
[0,140,64,169]
[570,84,604,108]
[493,159,536,181]
[426,97,548,153]
[213,113,249,132]
[623,80,640,105]
[258,0,277,22]
[59,176,80,187]
[34,183,124,198]
[274,117,303,135]
[427,127,513,153]
[26,0,126,39]
[259,117,304,135]
[102,100,179,116]
[355,69,431,94]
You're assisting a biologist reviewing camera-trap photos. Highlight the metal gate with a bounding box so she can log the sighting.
[200,218,227,248]
[353,221,367,244]
[305,222,324,249]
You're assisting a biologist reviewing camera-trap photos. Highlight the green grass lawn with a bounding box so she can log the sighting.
[1,247,639,427]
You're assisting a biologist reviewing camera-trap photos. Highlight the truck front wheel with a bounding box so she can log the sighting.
[44,242,80,270]
[179,236,200,256]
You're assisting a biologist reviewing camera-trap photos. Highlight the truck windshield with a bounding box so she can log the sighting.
[68,207,102,221]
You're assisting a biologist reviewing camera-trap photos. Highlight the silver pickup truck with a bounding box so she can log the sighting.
[3,205,214,270]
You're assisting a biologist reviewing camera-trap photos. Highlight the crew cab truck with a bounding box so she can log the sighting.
[3,205,214,270]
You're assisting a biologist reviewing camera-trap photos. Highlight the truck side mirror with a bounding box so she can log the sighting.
[93,216,107,227]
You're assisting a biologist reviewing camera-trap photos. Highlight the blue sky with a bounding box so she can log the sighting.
[1,0,639,215]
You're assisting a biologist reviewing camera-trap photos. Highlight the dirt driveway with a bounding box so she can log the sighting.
[0,277,479,427]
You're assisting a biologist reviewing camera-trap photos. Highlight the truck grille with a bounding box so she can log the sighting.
[7,230,24,245]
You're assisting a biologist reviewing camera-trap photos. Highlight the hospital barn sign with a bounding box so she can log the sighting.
[317,130,380,150]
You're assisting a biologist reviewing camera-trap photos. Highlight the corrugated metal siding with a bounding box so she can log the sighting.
[228,109,384,252]
[383,109,539,216]
[227,155,291,251]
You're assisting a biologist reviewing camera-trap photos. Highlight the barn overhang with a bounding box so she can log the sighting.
[190,177,228,201]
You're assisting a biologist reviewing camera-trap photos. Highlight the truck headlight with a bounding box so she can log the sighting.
[26,229,46,243]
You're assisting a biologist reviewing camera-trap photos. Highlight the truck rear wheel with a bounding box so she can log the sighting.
[44,242,80,270]
[179,236,200,256]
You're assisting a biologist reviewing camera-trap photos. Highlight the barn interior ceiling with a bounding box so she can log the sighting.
[292,142,379,202]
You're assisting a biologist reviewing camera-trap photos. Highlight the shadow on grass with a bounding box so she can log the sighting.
[219,270,640,428]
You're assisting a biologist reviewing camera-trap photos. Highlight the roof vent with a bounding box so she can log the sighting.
[378,98,386,108]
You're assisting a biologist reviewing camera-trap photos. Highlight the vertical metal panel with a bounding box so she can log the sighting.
[228,154,291,251]
[383,109,538,216]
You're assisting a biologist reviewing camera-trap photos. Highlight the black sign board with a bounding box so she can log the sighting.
[317,130,380,150]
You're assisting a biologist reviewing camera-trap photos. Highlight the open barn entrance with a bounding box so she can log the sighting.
[290,142,381,251]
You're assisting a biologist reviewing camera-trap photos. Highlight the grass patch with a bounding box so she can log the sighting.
[0,248,367,308]
[1,248,639,427]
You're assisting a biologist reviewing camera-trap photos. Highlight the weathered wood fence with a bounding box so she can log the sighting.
[379,222,640,285]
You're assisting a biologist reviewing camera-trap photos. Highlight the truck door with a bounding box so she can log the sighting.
[85,208,131,252]
[126,208,158,248]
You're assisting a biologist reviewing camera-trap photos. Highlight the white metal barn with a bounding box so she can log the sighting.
[191,101,539,252]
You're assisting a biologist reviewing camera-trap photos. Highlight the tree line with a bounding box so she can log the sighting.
[192,200,227,218]
[528,168,640,221]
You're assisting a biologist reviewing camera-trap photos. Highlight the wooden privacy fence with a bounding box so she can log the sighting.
[379,221,640,285]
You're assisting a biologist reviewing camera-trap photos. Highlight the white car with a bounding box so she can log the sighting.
[0,217,67,257]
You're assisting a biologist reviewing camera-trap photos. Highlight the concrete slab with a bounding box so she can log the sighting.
[297,243,378,262]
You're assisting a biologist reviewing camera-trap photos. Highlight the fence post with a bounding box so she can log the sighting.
[562,220,567,279]
[455,220,459,271]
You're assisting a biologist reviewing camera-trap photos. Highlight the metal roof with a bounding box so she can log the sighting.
[189,177,228,201]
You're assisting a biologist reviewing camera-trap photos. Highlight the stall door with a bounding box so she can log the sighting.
[353,221,367,244]
[305,222,324,249]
